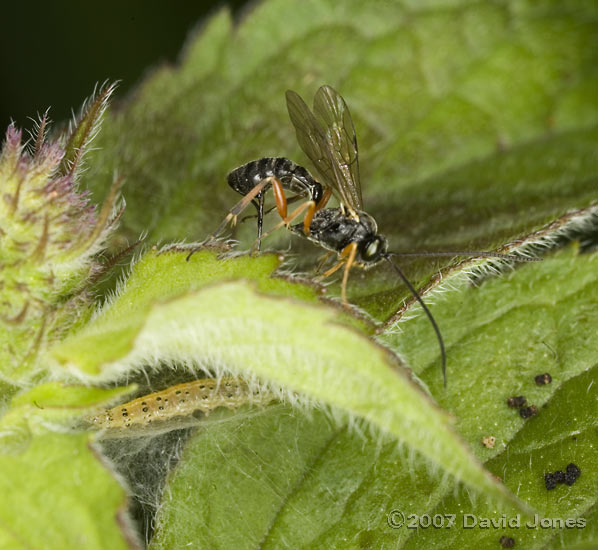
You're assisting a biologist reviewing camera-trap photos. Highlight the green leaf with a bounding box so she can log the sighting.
[0,383,136,456]
[6,0,597,547]
[51,248,326,373]
[546,504,598,550]
[384,246,598,457]
[0,433,133,550]
[49,248,523,513]
[400,363,598,550]
[7,382,136,426]
[359,128,598,319]
[149,406,448,550]
[84,0,598,318]
[148,247,597,549]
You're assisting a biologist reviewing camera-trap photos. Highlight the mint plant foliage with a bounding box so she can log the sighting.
[0,1,597,549]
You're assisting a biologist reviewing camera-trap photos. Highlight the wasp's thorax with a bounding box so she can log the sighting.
[292,208,388,266]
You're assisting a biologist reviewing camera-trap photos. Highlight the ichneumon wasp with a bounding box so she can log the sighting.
[190,85,539,385]
[186,158,332,257]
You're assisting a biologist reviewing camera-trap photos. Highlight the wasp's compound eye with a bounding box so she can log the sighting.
[362,235,388,262]
[364,239,380,260]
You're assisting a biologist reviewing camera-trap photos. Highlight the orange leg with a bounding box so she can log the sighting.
[271,178,287,219]
[314,251,335,275]
[303,188,333,236]
[316,188,332,211]
[218,177,278,233]
[318,257,346,280]
[316,242,358,305]
[228,178,319,251]
[340,242,358,306]
[187,178,276,261]
[252,199,316,252]
[284,186,331,237]
[240,193,308,224]
[317,243,356,279]
[303,201,317,235]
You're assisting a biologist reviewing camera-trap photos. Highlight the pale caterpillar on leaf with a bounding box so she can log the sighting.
[91,377,276,429]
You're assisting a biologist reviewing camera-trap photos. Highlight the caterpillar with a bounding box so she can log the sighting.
[91,377,276,429]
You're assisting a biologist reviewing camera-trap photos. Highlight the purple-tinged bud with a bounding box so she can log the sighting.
[0,83,121,381]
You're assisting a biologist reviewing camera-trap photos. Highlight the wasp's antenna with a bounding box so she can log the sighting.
[384,255,447,387]
[389,251,540,262]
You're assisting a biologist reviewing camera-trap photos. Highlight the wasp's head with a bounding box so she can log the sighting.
[359,234,388,264]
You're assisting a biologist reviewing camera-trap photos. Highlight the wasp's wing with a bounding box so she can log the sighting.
[285,90,336,187]
[286,87,362,212]
[312,85,362,211]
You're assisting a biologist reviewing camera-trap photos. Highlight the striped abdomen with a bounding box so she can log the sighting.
[91,377,275,429]
[227,157,323,203]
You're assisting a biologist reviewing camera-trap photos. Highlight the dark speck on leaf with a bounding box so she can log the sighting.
[519,405,538,419]
[565,463,581,485]
[507,396,526,408]
[545,473,557,490]
[545,463,581,490]
[534,373,552,385]
[552,471,566,484]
